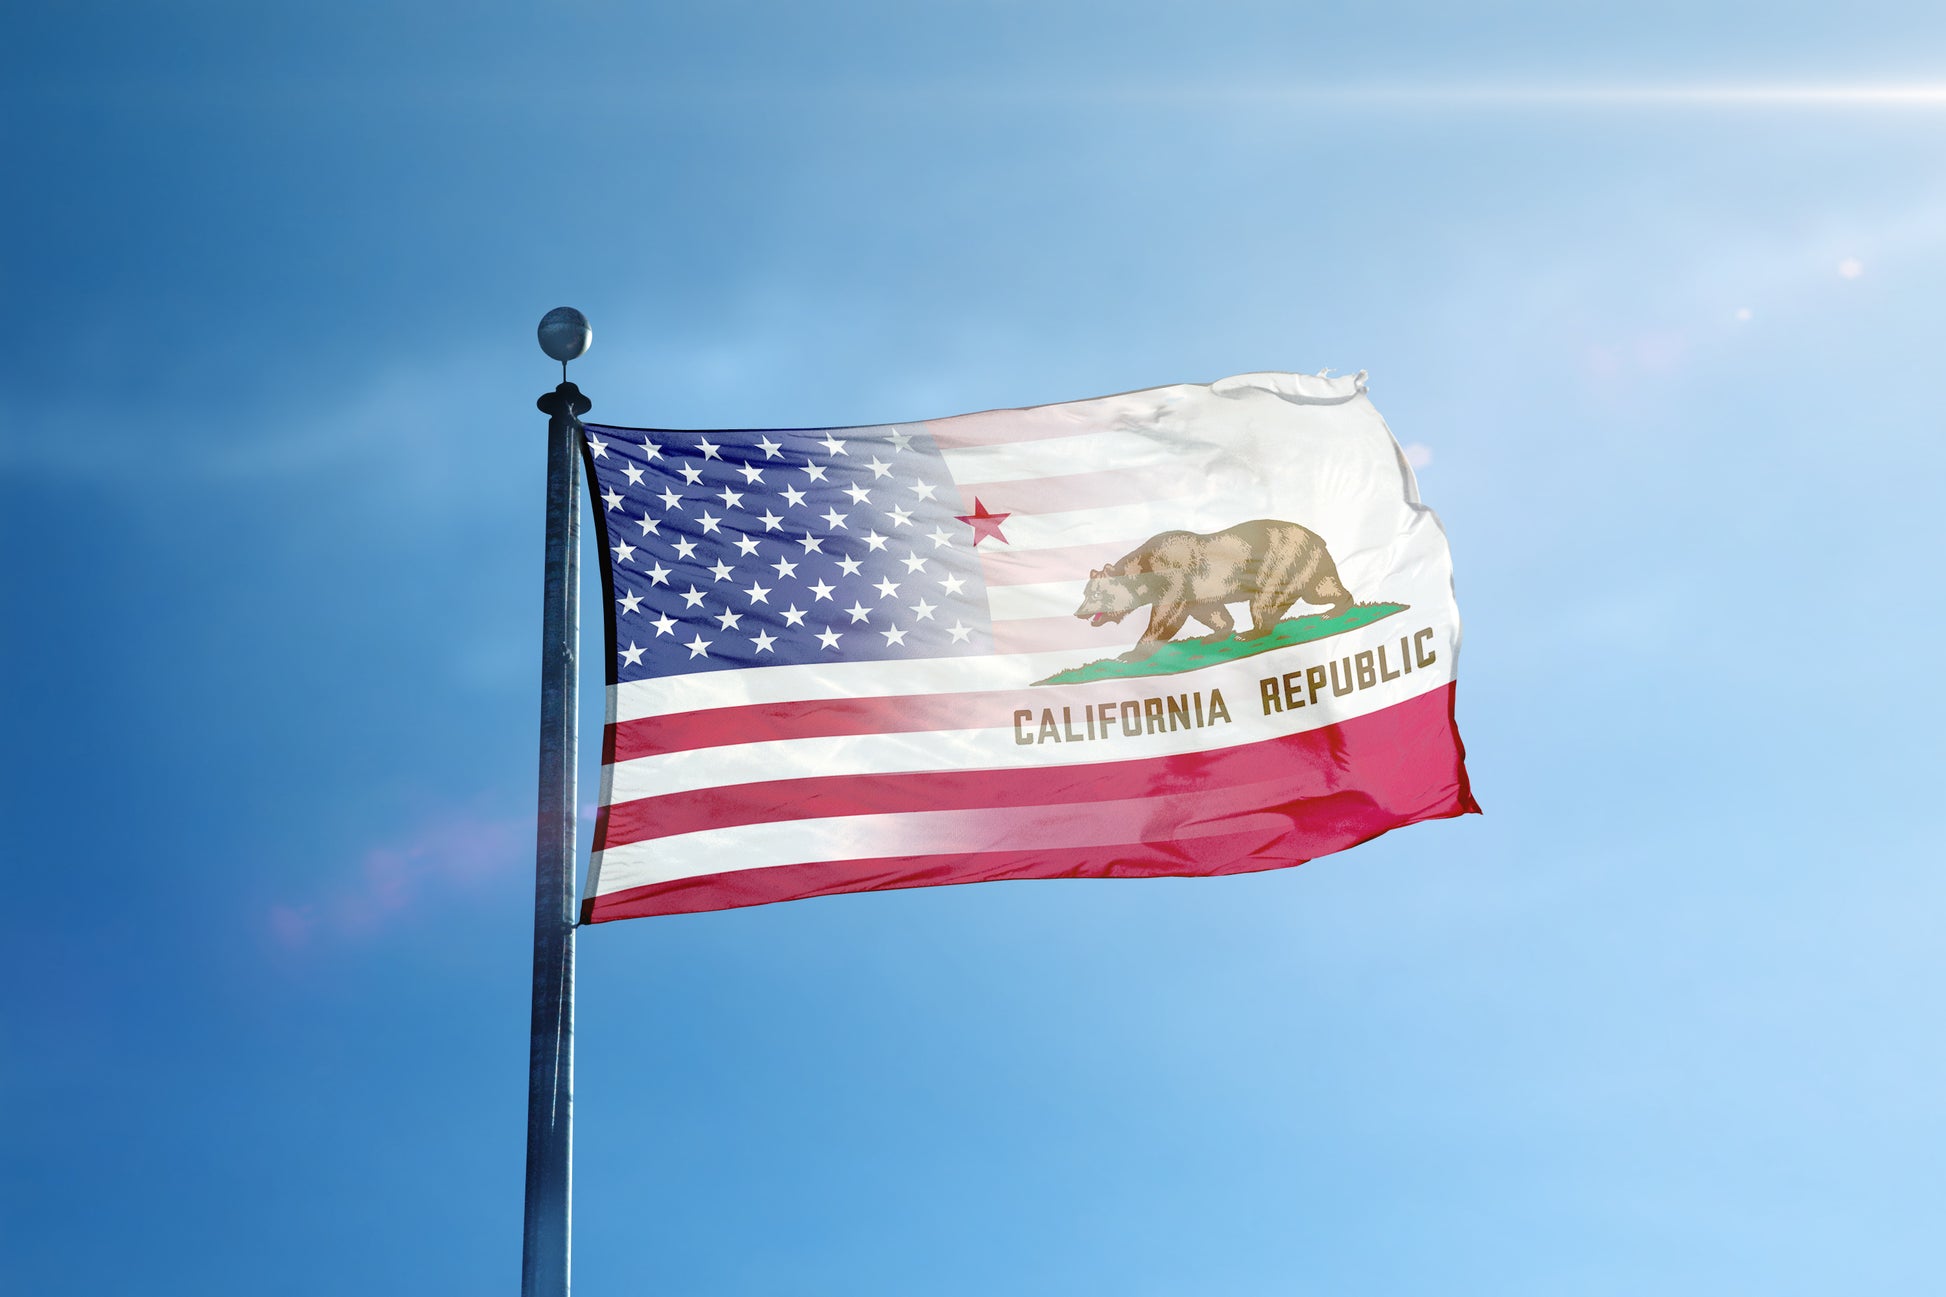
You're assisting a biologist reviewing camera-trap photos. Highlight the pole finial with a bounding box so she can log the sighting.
[537,307,592,376]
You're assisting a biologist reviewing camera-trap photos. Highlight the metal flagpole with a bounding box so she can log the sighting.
[524,307,592,1297]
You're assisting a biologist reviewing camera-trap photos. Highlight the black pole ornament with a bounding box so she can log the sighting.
[523,308,589,1297]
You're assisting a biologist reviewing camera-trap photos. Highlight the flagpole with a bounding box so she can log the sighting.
[524,308,592,1297]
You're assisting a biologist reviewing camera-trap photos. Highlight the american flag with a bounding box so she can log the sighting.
[580,371,1477,920]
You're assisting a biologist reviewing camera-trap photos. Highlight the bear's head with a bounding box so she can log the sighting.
[1073,566,1150,626]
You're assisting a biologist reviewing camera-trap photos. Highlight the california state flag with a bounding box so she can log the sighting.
[577,369,1478,921]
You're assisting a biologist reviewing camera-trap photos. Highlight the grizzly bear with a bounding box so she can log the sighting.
[1073,519,1354,660]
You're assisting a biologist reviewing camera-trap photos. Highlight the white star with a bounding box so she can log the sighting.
[646,562,672,586]
[938,572,966,595]
[771,556,799,579]
[819,434,848,456]
[927,527,953,549]
[716,486,744,509]
[801,463,829,483]
[865,456,892,479]
[743,581,771,605]
[887,506,913,528]
[797,533,824,553]
[678,463,704,485]
[835,556,863,577]
[910,479,938,500]
[888,429,912,452]
[900,554,928,575]
[780,604,808,627]
[635,513,659,536]
[909,598,937,621]
[680,585,707,608]
[620,641,646,667]
[684,634,711,659]
[780,485,808,508]
[651,613,677,636]
[585,434,608,459]
[697,437,721,460]
[708,560,735,583]
[617,590,643,614]
[758,510,784,532]
[658,487,683,511]
[845,601,872,624]
[873,576,900,599]
[947,621,971,643]
[697,511,723,535]
[602,488,624,511]
[734,535,760,557]
[640,438,662,462]
[756,436,783,459]
[862,531,889,552]
[808,579,835,601]
[821,507,848,530]
[672,537,699,560]
[611,539,636,563]
[816,627,843,650]
[843,483,871,505]
[714,608,742,630]
[881,625,908,646]
[750,630,778,654]
[622,463,645,486]
[737,463,765,485]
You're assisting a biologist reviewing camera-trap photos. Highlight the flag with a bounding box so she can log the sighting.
[577,370,1477,921]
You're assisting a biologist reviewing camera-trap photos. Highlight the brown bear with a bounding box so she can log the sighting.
[1073,519,1354,659]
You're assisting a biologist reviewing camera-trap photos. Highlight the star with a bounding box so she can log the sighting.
[797,533,824,553]
[678,464,704,485]
[684,634,711,659]
[900,554,928,575]
[758,510,784,532]
[620,641,646,667]
[956,497,1011,546]
[743,581,771,604]
[808,579,835,601]
[818,434,848,457]
[658,487,683,511]
[714,608,742,630]
[680,585,707,608]
[737,463,765,485]
[780,604,808,627]
[708,559,735,582]
[771,556,799,579]
[927,527,954,549]
[835,556,863,577]
[635,513,659,536]
[910,478,938,501]
[672,537,699,560]
[640,438,662,462]
[845,601,872,623]
[585,434,608,459]
[622,463,645,486]
[873,576,900,599]
[733,535,760,557]
[939,572,966,595]
[697,511,723,535]
[881,625,908,646]
[617,590,644,614]
[646,562,672,585]
[862,531,889,552]
[697,437,721,460]
[801,463,829,483]
[816,627,843,650]
[822,507,848,530]
[651,613,677,636]
[843,483,871,505]
[611,539,636,563]
[602,488,624,511]
[756,436,783,459]
[716,487,745,510]
[887,506,913,528]
[750,630,778,654]
[865,456,892,479]
[947,621,972,643]
[909,598,937,621]
[888,429,912,451]
[780,485,808,508]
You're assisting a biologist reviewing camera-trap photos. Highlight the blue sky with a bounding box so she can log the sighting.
[5,3,1945,1293]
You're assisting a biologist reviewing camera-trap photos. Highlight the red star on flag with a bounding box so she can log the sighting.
[955,497,1011,546]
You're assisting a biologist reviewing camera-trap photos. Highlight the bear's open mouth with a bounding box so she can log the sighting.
[1088,612,1114,626]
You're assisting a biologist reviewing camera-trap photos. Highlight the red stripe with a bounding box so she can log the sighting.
[583,684,1476,919]
[978,539,1142,586]
[951,466,1190,516]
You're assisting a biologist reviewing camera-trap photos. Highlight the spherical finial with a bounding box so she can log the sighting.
[537,307,592,365]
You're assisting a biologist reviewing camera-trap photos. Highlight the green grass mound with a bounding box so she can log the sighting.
[1033,602,1410,686]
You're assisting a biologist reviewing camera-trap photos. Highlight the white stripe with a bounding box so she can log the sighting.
[987,580,1086,621]
[941,430,1206,489]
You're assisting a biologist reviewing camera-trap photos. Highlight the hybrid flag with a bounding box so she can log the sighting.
[578,370,1477,921]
